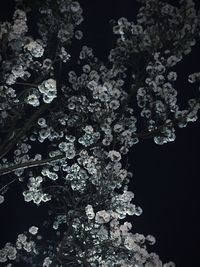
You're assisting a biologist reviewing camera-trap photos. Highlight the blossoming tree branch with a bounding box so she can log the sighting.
[0,0,200,266]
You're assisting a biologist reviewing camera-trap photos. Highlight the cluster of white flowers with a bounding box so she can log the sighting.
[58,141,76,159]
[59,47,71,62]
[43,257,52,267]
[64,163,89,192]
[8,9,28,42]
[77,150,102,186]
[36,120,59,142]
[78,125,101,147]
[53,215,67,230]
[38,0,83,44]
[24,40,44,58]
[82,207,163,266]
[188,72,200,83]
[107,150,122,162]
[38,78,57,103]
[1,0,200,266]
[85,204,95,220]
[5,59,28,86]
[109,190,142,219]
[109,0,200,146]
[26,93,40,107]
[42,167,58,181]
[0,232,39,265]
[0,231,39,264]
[23,176,51,204]
[0,243,17,263]
[95,210,111,224]
[79,45,94,60]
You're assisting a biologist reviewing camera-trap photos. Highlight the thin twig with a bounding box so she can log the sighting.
[0,154,64,176]
[0,177,18,193]
[0,103,50,160]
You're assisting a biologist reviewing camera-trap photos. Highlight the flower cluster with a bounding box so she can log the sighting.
[23,176,51,204]
[52,215,67,230]
[59,47,71,63]
[38,79,57,104]
[0,0,200,266]
[82,207,172,266]
[0,243,17,263]
[26,94,40,107]
[8,9,28,44]
[0,231,39,265]
[109,190,142,219]
[77,149,103,186]
[78,125,101,147]
[43,257,52,267]
[24,40,44,58]
[16,233,37,253]
[37,0,83,44]
[64,163,89,192]
[58,139,76,159]
[85,204,95,220]
[107,150,122,162]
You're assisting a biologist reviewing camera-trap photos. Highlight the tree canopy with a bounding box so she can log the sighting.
[0,0,200,266]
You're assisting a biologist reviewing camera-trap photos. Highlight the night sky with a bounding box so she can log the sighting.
[0,0,200,266]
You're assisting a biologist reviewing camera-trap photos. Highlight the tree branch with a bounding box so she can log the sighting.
[0,103,50,160]
[0,154,64,176]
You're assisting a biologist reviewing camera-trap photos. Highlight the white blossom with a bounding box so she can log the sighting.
[43,257,52,267]
[24,41,44,58]
[0,1,199,266]
[95,210,111,224]
[38,79,57,103]
[85,204,95,220]
[70,1,81,12]
[29,226,39,235]
[107,150,122,162]
[26,94,40,107]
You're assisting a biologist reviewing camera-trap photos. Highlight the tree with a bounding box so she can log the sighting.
[0,0,199,266]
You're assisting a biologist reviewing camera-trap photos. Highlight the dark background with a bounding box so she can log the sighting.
[0,0,200,266]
